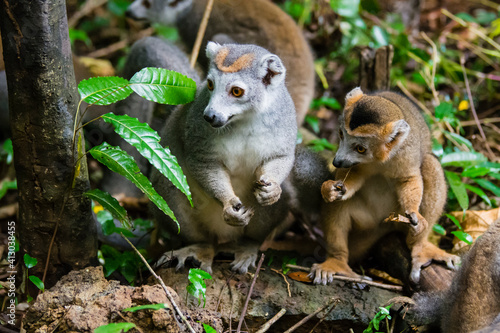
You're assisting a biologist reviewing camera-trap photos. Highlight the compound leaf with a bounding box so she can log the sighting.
[129,67,196,105]
[89,142,178,229]
[101,113,192,205]
[84,188,131,228]
[78,76,132,106]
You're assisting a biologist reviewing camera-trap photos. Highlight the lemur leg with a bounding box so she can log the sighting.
[217,240,260,274]
[310,202,360,285]
[406,154,460,283]
[155,243,216,274]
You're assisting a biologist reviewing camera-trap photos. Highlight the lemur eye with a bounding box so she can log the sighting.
[338,130,344,140]
[356,145,366,154]
[231,87,244,97]
[142,0,151,8]
[207,79,214,91]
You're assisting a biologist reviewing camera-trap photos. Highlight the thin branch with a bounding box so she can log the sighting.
[460,56,495,159]
[461,117,500,127]
[120,234,196,333]
[420,32,440,105]
[307,299,341,333]
[271,268,291,297]
[190,0,214,68]
[284,298,339,333]
[85,27,154,58]
[236,253,265,333]
[285,264,403,292]
[68,0,108,28]
[255,308,287,333]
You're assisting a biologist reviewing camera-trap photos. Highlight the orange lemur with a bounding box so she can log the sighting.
[310,87,460,285]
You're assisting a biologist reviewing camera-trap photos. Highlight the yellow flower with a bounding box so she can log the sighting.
[93,204,104,214]
[458,100,469,111]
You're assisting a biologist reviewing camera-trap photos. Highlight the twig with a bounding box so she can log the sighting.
[271,268,291,297]
[236,253,265,333]
[190,0,215,68]
[120,234,196,333]
[216,271,236,312]
[255,308,287,333]
[420,32,440,105]
[285,264,403,292]
[461,117,500,127]
[460,56,495,160]
[307,299,341,333]
[85,27,154,58]
[68,0,108,28]
[284,298,338,333]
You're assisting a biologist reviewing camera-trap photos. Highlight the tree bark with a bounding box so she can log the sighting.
[359,45,394,92]
[0,0,98,289]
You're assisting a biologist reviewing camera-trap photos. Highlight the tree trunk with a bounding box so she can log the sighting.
[0,0,98,289]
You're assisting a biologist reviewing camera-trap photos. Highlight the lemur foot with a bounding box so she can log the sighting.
[155,243,215,274]
[254,177,281,206]
[410,241,461,284]
[405,211,429,238]
[309,257,360,285]
[223,197,254,226]
[218,241,259,274]
[321,180,345,202]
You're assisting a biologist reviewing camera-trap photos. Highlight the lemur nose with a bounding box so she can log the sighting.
[204,114,216,124]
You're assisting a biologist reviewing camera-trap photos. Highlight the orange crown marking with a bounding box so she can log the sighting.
[215,48,255,73]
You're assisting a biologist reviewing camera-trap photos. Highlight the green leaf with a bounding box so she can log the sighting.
[89,142,178,229]
[433,224,446,236]
[451,230,473,245]
[371,26,389,47]
[307,138,336,152]
[1,138,13,164]
[445,132,474,150]
[445,171,469,211]
[203,324,217,333]
[129,67,196,105]
[310,96,341,110]
[465,184,493,207]
[462,166,492,178]
[445,213,463,230]
[69,29,92,47]
[84,189,131,228]
[78,76,133,106]
[331,0,360,18]
[187,268,212,307]
[101,113,192,205]
[441,152,487,167]
[94,323,137,333]
[107,0,130,16]
[24,254,38,269]
[305,115,320,134]
[29,275,45,292]
[123,303,169,312]
[473,178,500,197]
[0,180,17,200]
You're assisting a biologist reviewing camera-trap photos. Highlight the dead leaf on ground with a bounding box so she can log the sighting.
[450,208,500,254]
[288,271,313,283]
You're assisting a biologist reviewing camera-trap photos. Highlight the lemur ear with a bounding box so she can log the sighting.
[258,54,286,87]
[206,41,222,60]
[378,119,410,161]
[345,87,364,108]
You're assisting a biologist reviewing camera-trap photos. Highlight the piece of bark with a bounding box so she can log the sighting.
[359,45,394,92]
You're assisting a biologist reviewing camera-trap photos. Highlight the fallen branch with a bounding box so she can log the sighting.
[286,264,403,292]
[284,298,339,333]
[236,253,265,333]
[307,299,341,333]
[86,27,154,58]
[120,233,196,333]
[255,308,287,333]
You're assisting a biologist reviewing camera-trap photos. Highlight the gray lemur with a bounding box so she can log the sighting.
[409,218,500,333]
[125,0,315,126]
[151,42,298,274]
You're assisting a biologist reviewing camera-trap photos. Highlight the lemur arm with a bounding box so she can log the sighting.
[254,154,295,206]
[322,166,367,202]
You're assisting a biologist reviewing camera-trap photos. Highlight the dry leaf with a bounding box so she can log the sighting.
[450,208,500,254]
[287,271,313,283]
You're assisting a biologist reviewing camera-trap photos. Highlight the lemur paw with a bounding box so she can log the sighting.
[254,177,281,206]
[321,180,346,202]
[223,197,254,226]
[409,242,461,284]
[405,211,429,237]
[155,244,215,274]
[309,258,360,285]
[231,251,257,274]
